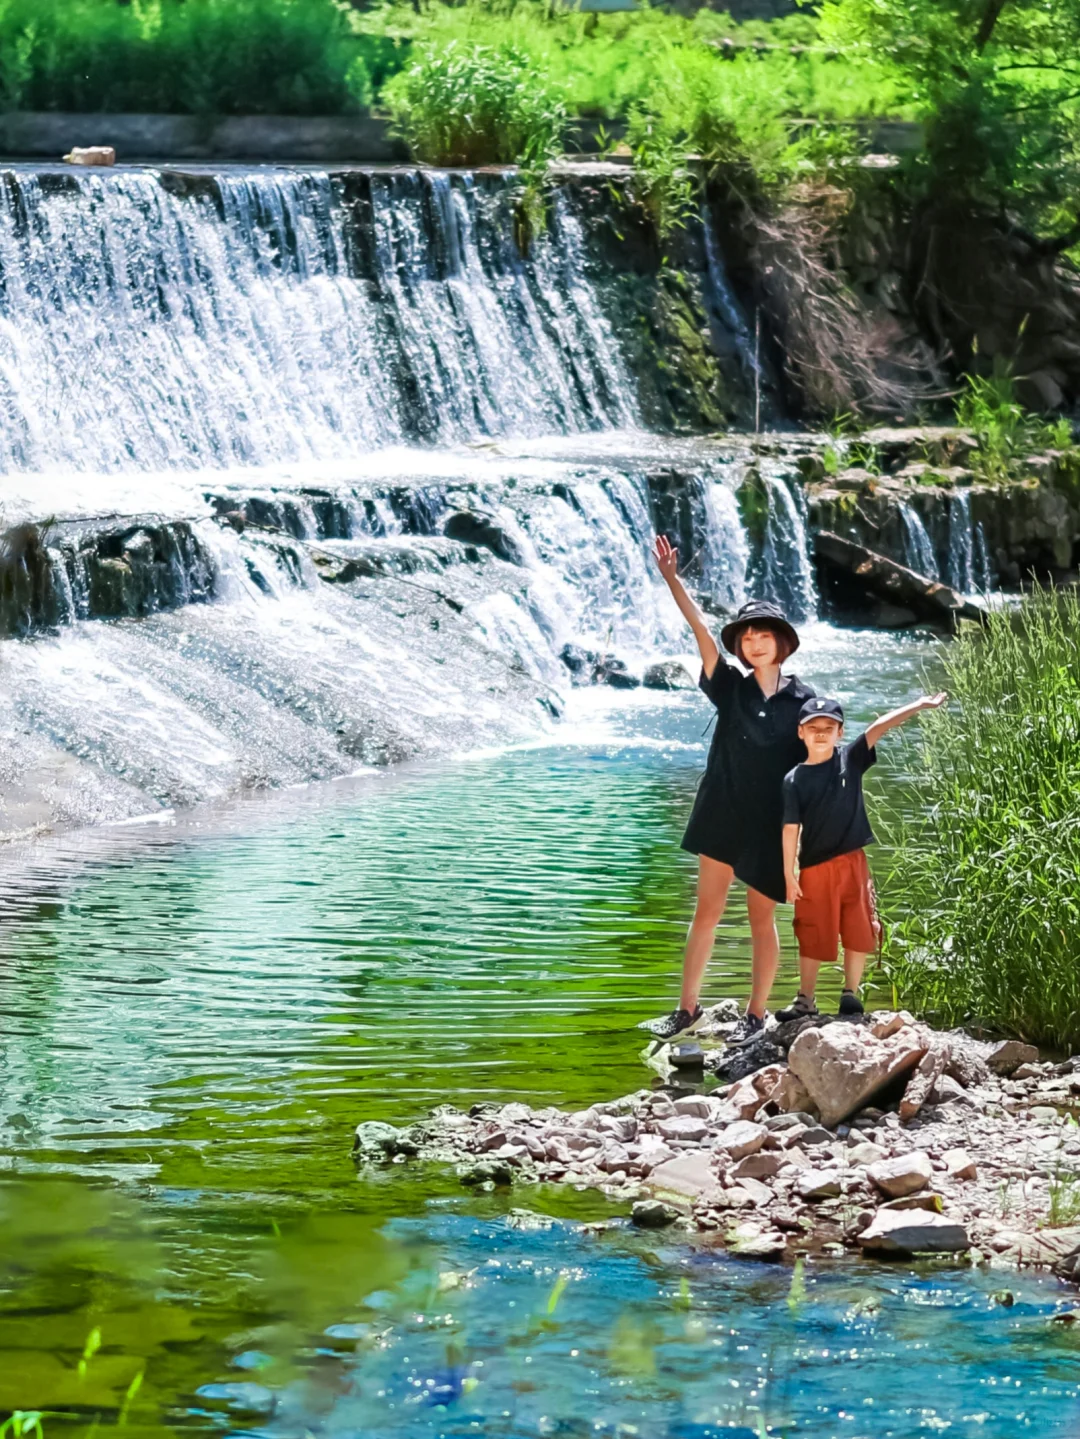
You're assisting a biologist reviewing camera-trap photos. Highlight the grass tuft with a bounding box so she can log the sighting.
[883,587,1080,1051]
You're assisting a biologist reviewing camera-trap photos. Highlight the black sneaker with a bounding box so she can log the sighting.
[640,1005,703,1041]
[776,993,819,1023]
[838,989,865,1017]
[728,1011,766,1046]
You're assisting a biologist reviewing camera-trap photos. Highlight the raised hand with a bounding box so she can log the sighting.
[652,534,679,582]
[921,692,948,710]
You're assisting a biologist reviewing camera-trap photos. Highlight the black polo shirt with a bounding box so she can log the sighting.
[782,734,877,871]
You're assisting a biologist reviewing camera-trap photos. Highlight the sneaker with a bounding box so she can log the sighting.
[640,1005,703,1041]
[728,1011,766,1046]
[838,989,865,1017]
[776,993,819,1023]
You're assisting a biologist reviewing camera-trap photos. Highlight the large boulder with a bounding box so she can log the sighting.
[443,509,525,565]
[987,1040,1039,1076]
[787,1023,928,1127]
[859,1209,969,1255]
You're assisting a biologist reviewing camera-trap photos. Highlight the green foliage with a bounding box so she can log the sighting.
[884,588,1080,1050]
[0,0,387,114]
[819,0,1080,241]
[956,358,1075,481]
[384,40,566,171]
[1046,1168,1080,1228]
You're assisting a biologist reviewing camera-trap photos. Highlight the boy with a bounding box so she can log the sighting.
[779,690,947,1019]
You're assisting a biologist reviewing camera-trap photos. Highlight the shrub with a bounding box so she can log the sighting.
[0,0,388,115]
[883,587,1080,1049]
[383,41,567,170]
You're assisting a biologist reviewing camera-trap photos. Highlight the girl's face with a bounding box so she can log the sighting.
[739,625,781,669]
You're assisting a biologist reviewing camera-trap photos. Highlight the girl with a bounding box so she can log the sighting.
[649,535,815,1044]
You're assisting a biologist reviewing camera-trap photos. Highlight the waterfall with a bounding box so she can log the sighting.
[744,471,817,624]
[898,502,939,580]
[945,491,991,595]
[0,168,638,474]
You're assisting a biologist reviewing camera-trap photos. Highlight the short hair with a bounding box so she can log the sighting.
[734,623,794,667]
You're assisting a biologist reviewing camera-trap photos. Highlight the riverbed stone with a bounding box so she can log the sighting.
[987,1040,1039,1076]
[732,1150,783,1181]
[942,1147,978,1180]
[657,1115,710,1143]
[647,1151,721,1204]
[859,1210,969,1255]
[716,1120,767,1160]
[900,1045,949,1121]
[643,660,695,690]
[788,1022,928,1127]
[726,1222,786,1260]
[797,1168,843,1201]
[353,1121,403,1158]
[632,1199,680,1228]
[868,1151,933,1197]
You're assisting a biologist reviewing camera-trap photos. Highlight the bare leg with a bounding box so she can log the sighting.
[843,949,868,993]
[678,857,734,1012]
[746,886,780,1019]
[798,953,824,1002]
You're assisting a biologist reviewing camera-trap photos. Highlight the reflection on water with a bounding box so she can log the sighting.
[4,626,1064,1435]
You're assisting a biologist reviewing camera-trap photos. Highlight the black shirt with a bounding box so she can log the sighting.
[782,734,877,871]
[681,659,815,903]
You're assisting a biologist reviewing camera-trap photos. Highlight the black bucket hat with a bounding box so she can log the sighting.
[720,599,800,657]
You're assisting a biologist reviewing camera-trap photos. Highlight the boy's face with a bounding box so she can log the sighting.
[799,715,843,760]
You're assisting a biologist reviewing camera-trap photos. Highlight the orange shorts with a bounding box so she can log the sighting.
[794,848,880,962]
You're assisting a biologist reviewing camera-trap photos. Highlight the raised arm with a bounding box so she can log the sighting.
[865,692,947,750]
[652,535,721,678]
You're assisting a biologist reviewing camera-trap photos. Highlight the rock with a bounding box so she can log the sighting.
[642,660,695,690]
[764,1112,809,1132]
[657,1115,710,1143]
[1055,1245,1080,1281]
[726,1222,786,1260]
[1012,1062,1046,1081]
[732,1151,783,1181]
[900,1046,948,1121]
[672,1096,712,1118]
[946,1044,991,1088]
[195,1382,276,1417]
[457,1159,514,1187]
[848,1141,887,1166]
[766,1069,818,1116]
[715,1121,767,1160]
[798,1169,843,1201]
[930,1074,971,1106]
[814,531,984,631]
[709,1038,786,1082]
[63,145,117,167]
[632,1199,680,1228]
[880,1193,943,1214]
[734,1175,776,1206]
[987,1040,1039,1076]
[593,654,641,689]
[868,1011,913,1039]
[702,997,742,1025]
[444,509,525,564]
[859,1209,969,1255]
[992,1226,1080,1266]
[559,643,598,682]
[794,1125,834,1148]
[353,1121,403,1158]
[867,1151,933,1198]
[726,1076,769,1120]
[788,1023,928,1127]
[647,1152,722,1204]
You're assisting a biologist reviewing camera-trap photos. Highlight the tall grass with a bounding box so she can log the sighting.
[0,0,395,114]
[383,41,566,169]
[883,588,1080,1050]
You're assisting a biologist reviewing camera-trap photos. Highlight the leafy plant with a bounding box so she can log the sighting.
[883,587,1080,1050]
[1045,1168,1080,1228]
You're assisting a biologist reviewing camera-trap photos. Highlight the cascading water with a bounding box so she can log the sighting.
[945,490,991,594]
[0,167,638,473]
[898,502,939,579]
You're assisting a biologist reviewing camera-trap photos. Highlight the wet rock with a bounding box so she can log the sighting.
[353,1121,403,1159]
[987,1040,1040,1076]
[443,509,525,565]
[709,1038,786,1082]
[643,660,695,690]
[788,1022,928,1127]
[593,654,641,689]
[726,1222,786,1261]
[559,643,598,683]
[868,1151,933,1198]
[457,1159,514,1187]
[715,1121,767,1160]
[859,1210,969,1255]
[195,1383,277,1417]
[632,1199,680,1228]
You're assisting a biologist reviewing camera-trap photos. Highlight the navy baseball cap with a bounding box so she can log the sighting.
[799,696,844,724]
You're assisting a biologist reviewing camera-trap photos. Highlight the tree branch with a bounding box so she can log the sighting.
[975,0,1009,51]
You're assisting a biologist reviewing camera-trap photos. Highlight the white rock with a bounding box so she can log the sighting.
[715,1121,767,1160]
[673,1096,712,1118]
[769,1070,817,1116]
[64,145,116,167]
[726,1076,768,1120]
[732,1151,783,1181]
[647,1152,722,1204]
[847,1141,887,1166]
[942,1147,978,1180]
[788,1023,928,1127]
[797,1168,843,1200]
[869,1010,914,1039]
[859,1209,969,1254]
[657,1115,710,1143]
[735,1175,776,1206]
[868,1151,933,1198]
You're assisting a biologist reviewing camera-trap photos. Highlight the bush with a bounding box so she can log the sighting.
[383,40,566,170]
[0,0,391,115]
[883,588,1080,1049]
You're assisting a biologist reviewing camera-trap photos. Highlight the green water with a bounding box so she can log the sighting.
[2,626,1076,1435]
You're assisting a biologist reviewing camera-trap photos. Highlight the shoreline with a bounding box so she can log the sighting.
[354,1006,1080,1284]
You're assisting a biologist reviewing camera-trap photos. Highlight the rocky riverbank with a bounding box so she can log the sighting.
[353,1007,1080,1284]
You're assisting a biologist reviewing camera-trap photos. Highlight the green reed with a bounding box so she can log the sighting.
[883,587,1080,1051]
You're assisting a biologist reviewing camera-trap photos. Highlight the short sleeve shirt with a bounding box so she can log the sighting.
[782,734,877,871]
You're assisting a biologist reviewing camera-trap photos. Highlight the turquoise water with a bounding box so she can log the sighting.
[1,625,1077,1435]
